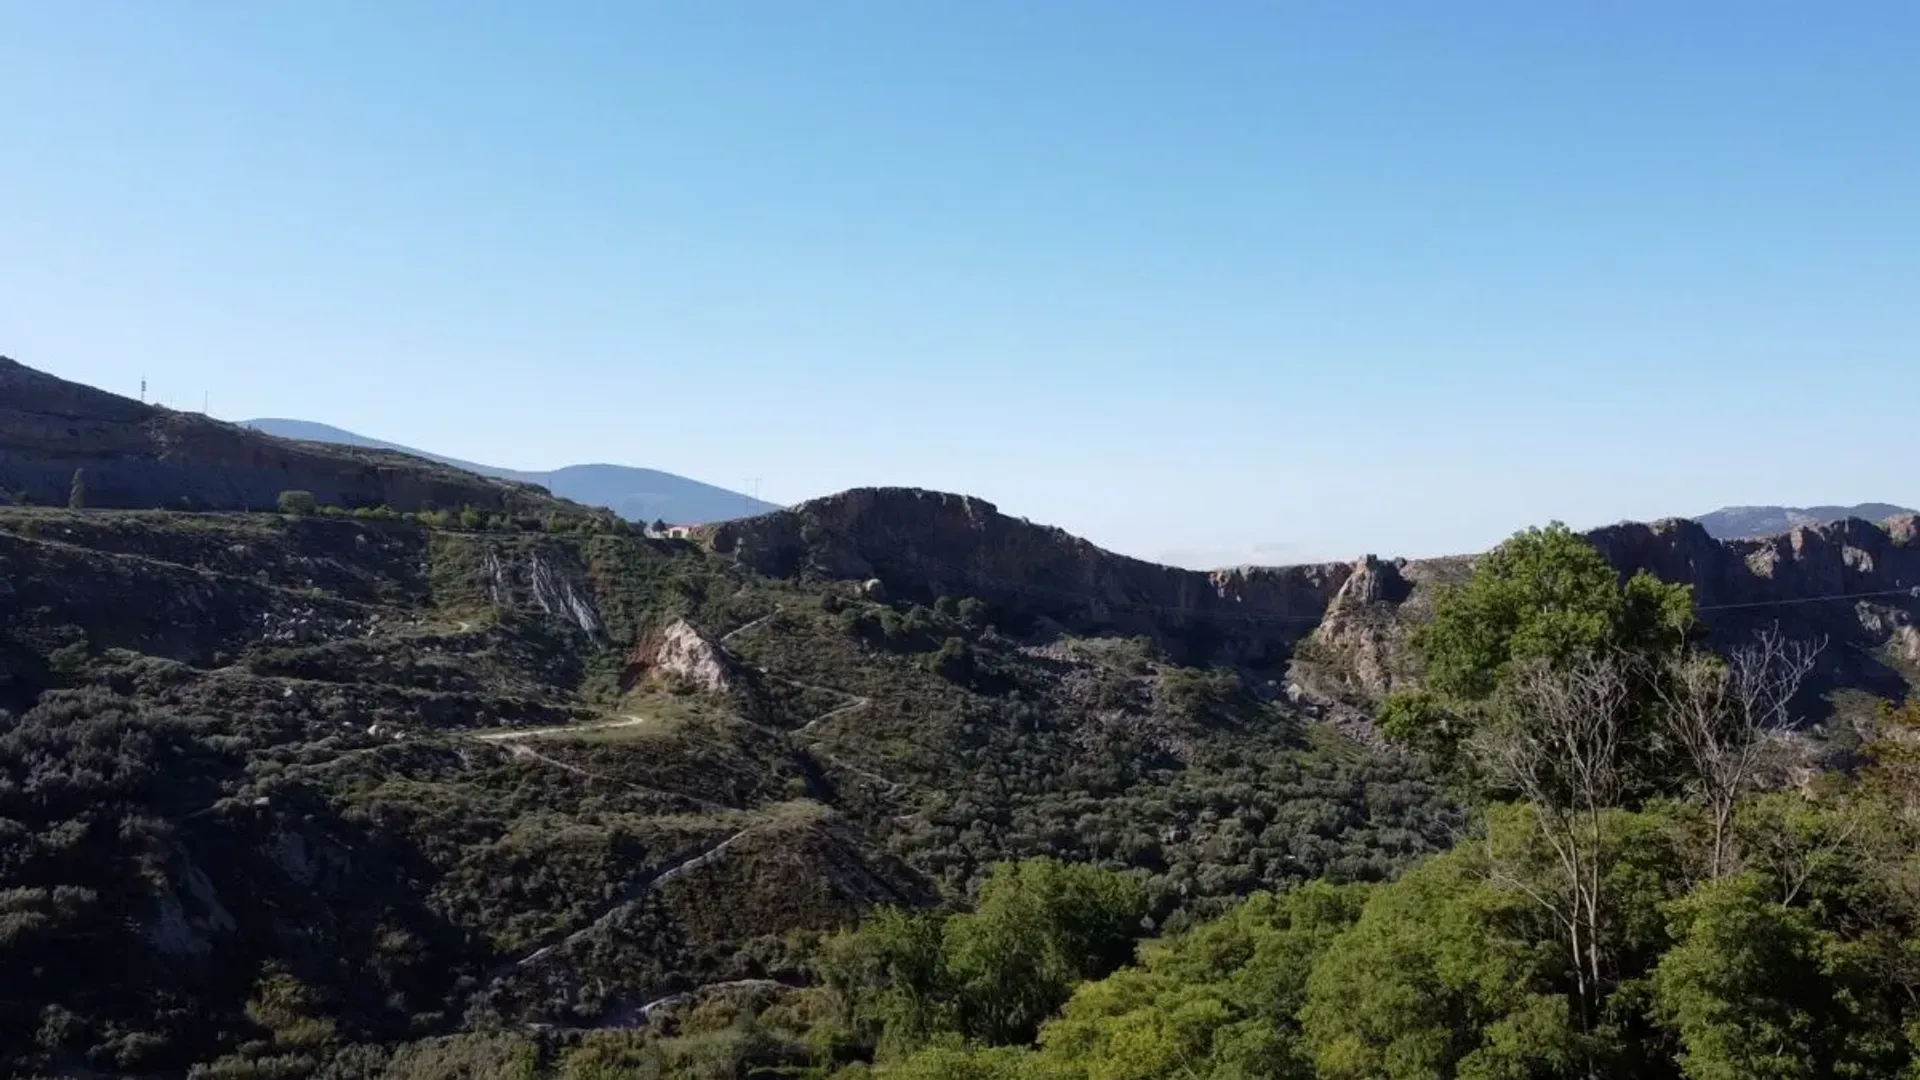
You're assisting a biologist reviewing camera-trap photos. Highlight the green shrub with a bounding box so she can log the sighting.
[276,490,318,516]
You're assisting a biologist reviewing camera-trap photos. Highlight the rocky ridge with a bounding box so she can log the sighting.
[705,489,1920,705]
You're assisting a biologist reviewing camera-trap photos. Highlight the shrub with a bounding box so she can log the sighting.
[277,490,318,516]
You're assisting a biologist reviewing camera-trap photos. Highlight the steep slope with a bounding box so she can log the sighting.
[1696,502,1916,540]
[0,357,567,515]
[242,417,780,524]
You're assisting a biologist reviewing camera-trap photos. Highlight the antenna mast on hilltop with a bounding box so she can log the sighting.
[140,378,147,403]
[744,476,762,515]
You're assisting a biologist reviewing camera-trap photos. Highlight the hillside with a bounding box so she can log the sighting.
[243,418,781,525]
[0,357,571,517]
[5,365,1918,1076]
[0,503,1455,1075]
[1695,501,1916,540]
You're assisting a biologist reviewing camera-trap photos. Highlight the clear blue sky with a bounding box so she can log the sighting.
[3,3,1915,566]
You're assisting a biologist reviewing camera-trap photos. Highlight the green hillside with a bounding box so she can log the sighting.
[0,506,1452,1076]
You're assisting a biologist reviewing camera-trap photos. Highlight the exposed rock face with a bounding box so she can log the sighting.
[632,618,733,694]
[0,356,563,514]
[706,489,1920,702]
[1307,556,1417,700]
[481,546,605,636]
[704,488,1351,663]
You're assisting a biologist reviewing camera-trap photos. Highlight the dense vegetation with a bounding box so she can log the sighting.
[0,506,1453,1077]
[744,524,1920,1080]
[2,506,1912,1077]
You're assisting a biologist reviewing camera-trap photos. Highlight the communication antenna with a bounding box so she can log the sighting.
[140,378,147,403]
[743,476,763,514]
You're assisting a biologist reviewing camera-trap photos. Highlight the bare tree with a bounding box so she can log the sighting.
[1657,628,1823,879]
[1471,652,1634,1053]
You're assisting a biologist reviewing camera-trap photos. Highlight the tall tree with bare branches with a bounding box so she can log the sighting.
[1657,628,1823,879]
[1471,652,1636,1065]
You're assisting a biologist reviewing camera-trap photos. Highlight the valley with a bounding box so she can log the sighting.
[2,358,1917,1078]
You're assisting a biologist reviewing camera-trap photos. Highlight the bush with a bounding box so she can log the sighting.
[277,490,318,516]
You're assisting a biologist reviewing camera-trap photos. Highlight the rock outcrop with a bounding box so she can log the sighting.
[704,488,1350,664]
[0,356,566,514]
[705,489,1920,703]
[634,618,735,694]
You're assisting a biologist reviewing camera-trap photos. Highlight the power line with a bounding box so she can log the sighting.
[1693,587,1920,613]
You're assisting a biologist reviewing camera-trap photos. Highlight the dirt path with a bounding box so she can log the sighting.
[719,605,782,644]
[473,716,651,742]
[632,978,791,1023]
[488,740,731,812]
[823,754,904,795]
[493,825,758,977]
[798,695,871,733]
[715,605,873,733]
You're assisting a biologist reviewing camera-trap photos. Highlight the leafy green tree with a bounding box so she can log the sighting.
[927,637,974,682]
[244,966,336,1049]
[1031,883,1368,1080]
[458,505,484,530]
[1863,697,1920,810]
[944,860,1150,1046]
[277,489,317,516]
[1418,523,1694,702]
[1385,522,1694,770]
[1299,850,1578,1080]
[819,907,955,1057]
[885,1044,1054,1080]
[820,860,1149,1057]
[1652,872,1902,1080]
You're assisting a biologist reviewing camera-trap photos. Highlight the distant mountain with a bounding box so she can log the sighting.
[241,418,779,525]
[0,357,566,514]
[1694,503,1917,541]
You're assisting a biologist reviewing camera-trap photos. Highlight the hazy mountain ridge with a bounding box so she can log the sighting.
[0,357,571,516]
[1695,502,1917,540]
[243,417,779,525]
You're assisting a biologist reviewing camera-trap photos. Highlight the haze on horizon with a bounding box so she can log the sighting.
[2,3,1914,569]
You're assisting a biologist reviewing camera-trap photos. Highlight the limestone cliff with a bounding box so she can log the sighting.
[0,356,566,514]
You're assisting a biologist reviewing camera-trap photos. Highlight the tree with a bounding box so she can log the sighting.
[1656,630,1823,879]
[1300,851,1576,1080]
[67,469,87,510]
[816,859,1148,1056]
[1417,523,1694,704]
[1652,872,1900,1080]
[1470,655,1635,1055]
[1862,696,1920,810]
[277,490,317,516]
[1386,522,1694,767]
[943,860,1149,1046]
[652,518,669,536]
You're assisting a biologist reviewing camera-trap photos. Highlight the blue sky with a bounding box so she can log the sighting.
[3,3,1915,566]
